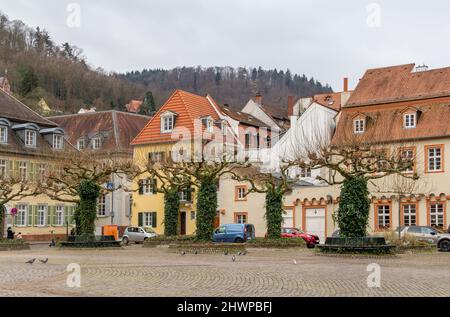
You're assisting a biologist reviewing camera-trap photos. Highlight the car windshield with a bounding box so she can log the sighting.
[143,227,155,233]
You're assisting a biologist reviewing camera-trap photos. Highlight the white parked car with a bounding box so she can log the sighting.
[122,227,157,245]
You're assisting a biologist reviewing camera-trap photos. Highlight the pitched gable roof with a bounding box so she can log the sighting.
[0,89,57,127]
[131,90,220,145]
[50,111,150,154]
[346,63,450,107]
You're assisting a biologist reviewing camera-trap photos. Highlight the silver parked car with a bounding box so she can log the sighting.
[122,227,157,245]
[397,226,450,251]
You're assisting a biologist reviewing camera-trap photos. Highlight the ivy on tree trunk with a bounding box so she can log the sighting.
[195,177,217,241]
[334,177,371,238]
[265,188,284,239]
[164,188,180,236]
[76,180,101,238]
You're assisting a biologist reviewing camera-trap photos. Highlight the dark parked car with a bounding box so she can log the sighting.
[212,224,255,243]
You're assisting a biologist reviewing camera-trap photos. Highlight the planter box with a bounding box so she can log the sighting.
[169,243,246,254]
[318,237,395,254]
[0,242,31,251]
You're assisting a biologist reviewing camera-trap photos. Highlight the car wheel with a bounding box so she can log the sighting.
[439,240,450,252]
[235,238,244,243]
[122,237,129,245]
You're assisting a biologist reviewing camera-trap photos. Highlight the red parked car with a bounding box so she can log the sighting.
[281,228,320,248]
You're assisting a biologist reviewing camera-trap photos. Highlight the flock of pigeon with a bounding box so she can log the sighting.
[25,258,48,264]
[180,250,248,262]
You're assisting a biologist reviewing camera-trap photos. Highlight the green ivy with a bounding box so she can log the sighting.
[75,180,101,238]
[334,177,371,238]
[265,188,284,239]
[164,188,180,236]
[195,176,217,241]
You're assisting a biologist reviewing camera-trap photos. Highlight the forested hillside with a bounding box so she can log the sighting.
[0,12,145,114]
[0,11,332,116]
[123,67,333,111]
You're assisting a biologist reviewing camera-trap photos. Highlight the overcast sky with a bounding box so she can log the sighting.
[1,0,449,91]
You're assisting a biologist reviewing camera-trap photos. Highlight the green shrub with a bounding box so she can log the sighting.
[265,188,284,239]
[335,177,370,238]
[0,239,26,245]
[196,177,218,241]
[164,189,180,236]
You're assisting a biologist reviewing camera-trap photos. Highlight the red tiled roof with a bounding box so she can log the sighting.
[333,97,450,145]
[50,111,150,154]
[347,63,450,107]
[313,92,344,112]
[131,90,220,145]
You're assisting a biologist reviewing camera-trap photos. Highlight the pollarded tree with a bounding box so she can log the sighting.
[143,160,192,237]
[292,139,417,238]
[41,154,139,237]
[0,175,40,236]
[231,164,296,239]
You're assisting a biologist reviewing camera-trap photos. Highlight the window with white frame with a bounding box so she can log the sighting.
[353,119,365,134]
[235,213,247,224]
[161,115,174,133]
[300,167,312,178]
[56,206,65,226]
[0,159,7,179]
[245,133,251,148]
[97,194,106,216]
[52,134,63,149]
[142,179,156,195]
[429,203,444,229]
[143,212,157,227]
[377,205,390,229]
[19,161,27,181]
[236,186,247,200]
[92,137,102,150]
[403,204,417,226]
[427,146,443,172]
[401,148,415,173]
[0,126,7,144]
[180,188,191,202]
[404,113,416,128]
[149,152,165,163]
[37,205,47,227]
[25,130,36,147]
[77,138,86,150]
[37,164,47,183]
[202,118,213,133]
[16,205,27,227]
[190,211,196,220]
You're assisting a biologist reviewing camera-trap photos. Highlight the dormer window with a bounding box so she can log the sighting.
[201,117,214,133]
[92,137,102,150]
[25,130,36,147]
[77,138,86,150]
[0,126,7,144]
[354,119,365,134]
[161,111,177,133]
[52,134,64,150]
[404,113,416,128]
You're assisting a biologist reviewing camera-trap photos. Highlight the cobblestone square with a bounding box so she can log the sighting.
[0,245,449,297]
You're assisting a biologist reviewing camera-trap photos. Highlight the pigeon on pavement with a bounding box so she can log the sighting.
[39,258,49,264]
[181,251,186,256]
[232,256,236,262]
[26,258,36,264]
[224,251,229,256]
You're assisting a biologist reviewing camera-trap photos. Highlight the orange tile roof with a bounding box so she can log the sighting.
[347,63,450,107]
[131,90,220,145]
[313,92,343,112]
[333,98,450,145]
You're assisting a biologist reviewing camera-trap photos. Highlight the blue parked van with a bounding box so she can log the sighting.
[212,224,255,243]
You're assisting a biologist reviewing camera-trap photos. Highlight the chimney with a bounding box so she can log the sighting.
[254,93,262,105]
[343,77,349,92]
[288,96,295,117]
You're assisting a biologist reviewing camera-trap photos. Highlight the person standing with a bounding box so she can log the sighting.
[7,227,14,240]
